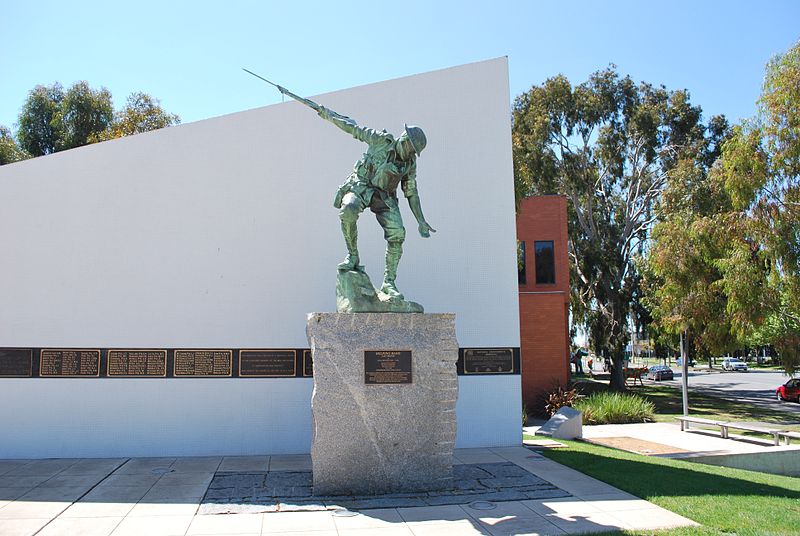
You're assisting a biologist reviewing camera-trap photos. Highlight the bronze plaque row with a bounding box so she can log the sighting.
[364,350,412,384]
[463,348,515,374]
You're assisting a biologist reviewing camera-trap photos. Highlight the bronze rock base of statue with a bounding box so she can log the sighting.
[336,270,423,313]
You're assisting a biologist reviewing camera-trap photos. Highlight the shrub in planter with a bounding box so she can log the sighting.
[574,391,655,424]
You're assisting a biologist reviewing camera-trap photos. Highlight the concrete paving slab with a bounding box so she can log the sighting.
[0,517,52,536]
[0,500,71,520]
[261,510,337,533]
[36,515,122,536]
[113,458,176,475]
[330,508,404,530]
[407,521,489,536]
[170,457,222,474]
[0,461,35,477]
[2,460,78,477]
[126,500,200,517]
[0,475,52,488]
[57,459,126,476]
[60,500,137,519]
[396,504,470,523]
[337,527,414,536]
[110,514,194,536]
[17,486,89,502]
[218,456,270,473]
[185,512,263,534]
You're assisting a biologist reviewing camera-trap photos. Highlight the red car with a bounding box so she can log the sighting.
[777,378,800,402]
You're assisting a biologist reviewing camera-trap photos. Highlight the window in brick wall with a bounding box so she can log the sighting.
[534,240,555,284]
[517,240,526,285]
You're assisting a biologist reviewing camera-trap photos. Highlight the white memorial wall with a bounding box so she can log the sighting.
[0,57,521,457]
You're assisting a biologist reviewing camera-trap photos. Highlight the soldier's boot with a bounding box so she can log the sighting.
[380,242,404,299]
[338,220,361,271]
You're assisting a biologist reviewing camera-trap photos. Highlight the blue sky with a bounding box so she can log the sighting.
[1,1,798,131]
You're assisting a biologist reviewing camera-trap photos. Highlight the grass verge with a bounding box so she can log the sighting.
[532,438,800,535]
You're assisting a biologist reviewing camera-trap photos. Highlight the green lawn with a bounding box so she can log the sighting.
[530,438,800,535]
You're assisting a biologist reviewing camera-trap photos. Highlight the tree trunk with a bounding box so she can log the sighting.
[608,337,627,391]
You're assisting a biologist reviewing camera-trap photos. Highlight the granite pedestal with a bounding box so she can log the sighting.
[306,312,458,495]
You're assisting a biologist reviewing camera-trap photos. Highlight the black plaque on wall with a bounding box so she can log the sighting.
[174,350,232,377]
[239,350,296,377]
[364,350,412,384]
[463,348,515,374]
[108,350,167,377]
[302,350,313,377]
[40,349,100,377]
[0,349,33,377]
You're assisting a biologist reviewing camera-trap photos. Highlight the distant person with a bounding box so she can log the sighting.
[571,351,584,374]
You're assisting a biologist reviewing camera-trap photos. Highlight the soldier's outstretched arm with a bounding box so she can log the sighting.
[317,106,385,145]
[317,106,358,135]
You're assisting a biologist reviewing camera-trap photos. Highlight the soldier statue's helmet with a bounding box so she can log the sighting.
[403,124,427,155]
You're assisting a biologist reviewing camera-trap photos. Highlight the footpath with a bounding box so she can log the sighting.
[0,446,697,536]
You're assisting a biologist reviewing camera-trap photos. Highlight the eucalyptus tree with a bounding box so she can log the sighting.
[513,67,718,389]
[714,40,800,372]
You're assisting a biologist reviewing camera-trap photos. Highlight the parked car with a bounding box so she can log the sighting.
[777,378,800,402]
[647,365,674,381]
[722,358,748,371]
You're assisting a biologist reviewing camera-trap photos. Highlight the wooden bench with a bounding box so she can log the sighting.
[778,431,800,446]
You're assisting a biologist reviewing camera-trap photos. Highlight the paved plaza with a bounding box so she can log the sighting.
[0,446,696,535]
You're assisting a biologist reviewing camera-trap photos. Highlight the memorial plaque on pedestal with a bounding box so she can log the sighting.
[239,349,296,377]
[40,349,100,377]
[108,350,167,377]
[0,349,33,377]
[364,350,412,384]
[463,348,514,374]
[174,350,232,377]
[302,350,313,377]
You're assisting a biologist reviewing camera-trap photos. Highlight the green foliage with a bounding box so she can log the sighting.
[17,83,64,156]
[17,81,112,155]
[574,391,654,424]
[543,385,577,417]
[703,39,800,373]
[645,40,800,373]
[0,126,29,165]
[90,92,180,142]
[10,83,179,162]
[512,66,718,388]
[55,82,113,151]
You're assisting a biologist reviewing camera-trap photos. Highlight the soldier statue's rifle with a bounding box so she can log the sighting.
[242,68,322,112]
[243,68,356,124]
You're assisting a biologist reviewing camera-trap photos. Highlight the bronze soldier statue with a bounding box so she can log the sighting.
[318,106,435,299]
[242,69,435,301]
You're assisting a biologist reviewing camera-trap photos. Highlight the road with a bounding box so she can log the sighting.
[659,367,800,417]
